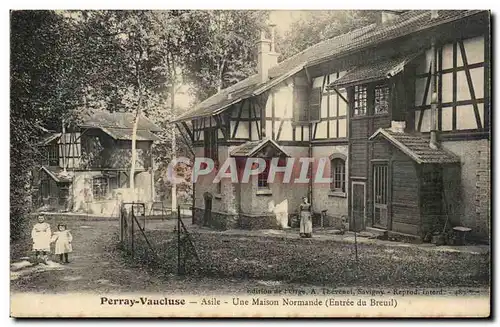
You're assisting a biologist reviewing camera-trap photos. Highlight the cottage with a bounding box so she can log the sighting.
[36,111,161,215]
[174,10,490,242]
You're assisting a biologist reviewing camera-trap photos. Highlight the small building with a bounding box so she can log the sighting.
[366,124,461,239]
[35,111,161,215]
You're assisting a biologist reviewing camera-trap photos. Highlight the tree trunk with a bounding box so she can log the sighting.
[170,59,177,211]
[130,73,143,191]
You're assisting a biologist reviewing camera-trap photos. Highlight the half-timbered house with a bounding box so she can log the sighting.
[174,10,490,241]
[36,111,161,215]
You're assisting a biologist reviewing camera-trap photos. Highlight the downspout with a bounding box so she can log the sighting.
[308,100,313,210]
[429,37,439,150]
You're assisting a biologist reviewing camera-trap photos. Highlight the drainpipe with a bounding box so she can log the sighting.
[308,116,313,211]
[429,38,439,150]
[62,119,67,172]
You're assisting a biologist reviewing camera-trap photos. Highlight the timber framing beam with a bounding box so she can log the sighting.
[181,122,194,142]
[214,115,228,140]
[175,123,195,157]
[231,99,245,139]
[458,40,482,129]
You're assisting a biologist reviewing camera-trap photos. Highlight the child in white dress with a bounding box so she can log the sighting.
[31,215,51,264]
[51,224,73,264]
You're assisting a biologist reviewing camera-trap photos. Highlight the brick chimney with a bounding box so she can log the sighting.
[377,10,402,25]
[256,24,280,83]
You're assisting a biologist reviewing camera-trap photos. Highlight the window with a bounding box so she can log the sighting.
[352,82,391,116]
[374,84,390,114]
[217,181,222,194]
[47,144,59,166]
[204,128,218,164]
[353,85,367,116]
[92,177,109,200]
[293,84,310,122]
[258,160,270,189]
[330,159,346,193]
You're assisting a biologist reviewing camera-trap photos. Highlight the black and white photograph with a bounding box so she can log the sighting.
[8,7,491,318]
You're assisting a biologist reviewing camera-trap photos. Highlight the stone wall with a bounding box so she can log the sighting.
[311,145,349,225]
[193,207,238,230]
[441,139,490,240]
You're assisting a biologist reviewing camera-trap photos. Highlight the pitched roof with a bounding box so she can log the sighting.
[41,166,73,183]
[327,52,421,89]
[38,133,62,146]
[369,128,460,164]
[80,111,162,132]
[230,139,290,157]
[100,127,160,141]
[174,10,484,123]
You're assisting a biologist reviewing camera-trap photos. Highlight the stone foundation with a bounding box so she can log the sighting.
[312,213,344,229]
[239,213,281,230]
[193,208,292,230]
[193,207,238,231]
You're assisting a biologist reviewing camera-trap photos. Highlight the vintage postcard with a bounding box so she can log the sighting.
[10,9,491,318]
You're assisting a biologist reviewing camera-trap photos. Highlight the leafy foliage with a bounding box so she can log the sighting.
[276,11,379,60]
[10,11,89,240]
[11,10,267,235]
[180,10,269,100]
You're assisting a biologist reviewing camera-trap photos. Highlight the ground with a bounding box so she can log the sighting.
[10,219,275,295]
[10,218,490,295]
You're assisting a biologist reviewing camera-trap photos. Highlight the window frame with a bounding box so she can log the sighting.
[46,143,59,166]
[330,158,346,193]
[353,85,368,116]
[92,176,109,201]
[203,128,218,165]
[257,159,270,190]
[351,81,392,118]
[374,83,390,115]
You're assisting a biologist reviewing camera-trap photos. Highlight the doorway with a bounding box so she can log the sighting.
[351,181,366,232]
[203,192,213,226]
[373,164,389,229]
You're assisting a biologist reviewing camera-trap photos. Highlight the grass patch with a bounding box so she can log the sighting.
[123,229,490,287]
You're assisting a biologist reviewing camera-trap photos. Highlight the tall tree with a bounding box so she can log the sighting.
[77,11,170,191]
[10,10,89,240]
[181,10,269,100]
[276,10,379,60]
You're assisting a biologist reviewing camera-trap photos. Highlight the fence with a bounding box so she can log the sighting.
[119,203,200,275]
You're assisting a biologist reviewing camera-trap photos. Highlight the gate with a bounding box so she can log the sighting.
[119,202,200,275]
[120,202,159,261]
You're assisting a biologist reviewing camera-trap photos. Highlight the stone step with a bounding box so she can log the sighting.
[365,227,388,238]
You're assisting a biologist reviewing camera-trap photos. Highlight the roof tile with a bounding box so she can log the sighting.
[370,129,460,164]
[174,10,483,122]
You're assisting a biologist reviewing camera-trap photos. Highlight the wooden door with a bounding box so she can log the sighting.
[203,192,213,226]
[351,181,366,232]
[373,164,389,229]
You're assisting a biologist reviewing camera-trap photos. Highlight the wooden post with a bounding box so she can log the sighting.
[172,128,177,213]
[177,205,182,275]
[353,211,358,263]
[131,205,135,258]
[61,119,67,173]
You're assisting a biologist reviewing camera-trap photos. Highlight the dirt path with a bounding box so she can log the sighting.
[11,219,490,298]
[10,220,285,295]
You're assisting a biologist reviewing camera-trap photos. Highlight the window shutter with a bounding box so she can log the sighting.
[293,87,300,122]
[309,87,322,121]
